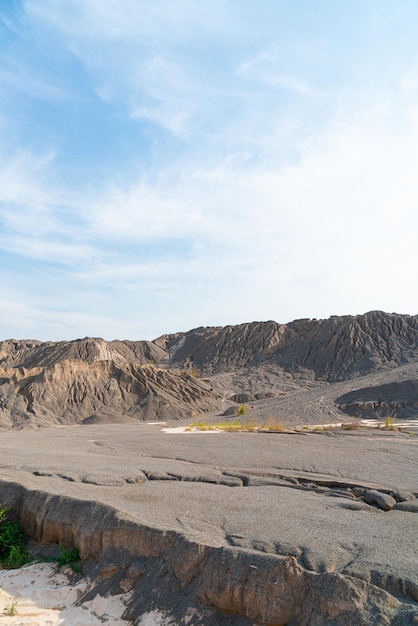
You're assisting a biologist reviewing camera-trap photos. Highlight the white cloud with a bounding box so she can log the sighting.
[1,1,417,339]
[1,89,418,340]
[22,0,241,141]
[237,50,316,96]
[0,235,96,265]
[0,151,61,240]
[26,0,233,42]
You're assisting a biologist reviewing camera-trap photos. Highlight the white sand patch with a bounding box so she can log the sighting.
[360,419,418,427]
[0,563,132,625]
[161,426,223,434]
[294,419,418,432]
[137,610,175,625]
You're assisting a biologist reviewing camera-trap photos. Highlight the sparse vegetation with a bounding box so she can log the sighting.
[238,405,247,416]
[215,420,257,432]
[0,507,29,569]
[185,421,216,431]
[261,418,285,431]
[4,544,29,569]
[196,418,418,435]
[186,419,285,433]
[55,545,82,573]
[0,507,83,575]
[382,417,398,431]
[3,601,18,616]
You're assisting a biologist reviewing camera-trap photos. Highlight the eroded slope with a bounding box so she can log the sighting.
[1,311,418,426]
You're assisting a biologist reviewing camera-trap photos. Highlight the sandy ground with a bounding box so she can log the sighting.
[0,563,172,625]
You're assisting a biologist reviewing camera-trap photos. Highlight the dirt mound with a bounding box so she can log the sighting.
[0,361,219,428]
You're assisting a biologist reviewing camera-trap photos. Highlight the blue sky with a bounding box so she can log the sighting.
[1,1,417,340]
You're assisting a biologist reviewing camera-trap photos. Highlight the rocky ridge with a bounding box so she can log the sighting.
[161,310,418,380]
[1,310,418,427]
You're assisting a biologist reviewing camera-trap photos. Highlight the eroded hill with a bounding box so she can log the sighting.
[1,310,418,427]
[160,310,418,379]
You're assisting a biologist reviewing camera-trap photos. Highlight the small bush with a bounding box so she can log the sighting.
[0,507,29,569]
[383,417,398,431]
[4,544,28,569]
[56,545,82,573]
[238,405,247,416]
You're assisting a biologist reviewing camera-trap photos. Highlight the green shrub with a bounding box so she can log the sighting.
[4,544,28,569]
[383,417,398,431]
[56,545,82,573]
[0,507,29,569]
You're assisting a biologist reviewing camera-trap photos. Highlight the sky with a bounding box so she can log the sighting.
[0,0,417,341]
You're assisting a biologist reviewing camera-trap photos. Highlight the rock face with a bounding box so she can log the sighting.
[1,310,418,426]
[0,480,416,626]
[0,355,219,428]
[336,379,418,419]
[0,336,166,369]
[161,310,418,380]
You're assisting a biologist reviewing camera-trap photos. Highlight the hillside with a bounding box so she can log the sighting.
[160,310,418,380]
[1,310,417,427]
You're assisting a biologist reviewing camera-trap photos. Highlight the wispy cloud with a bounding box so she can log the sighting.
[0,1,417,339]
[237,50,316,96]
[26,0,234,42]
[0,63,68,102]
